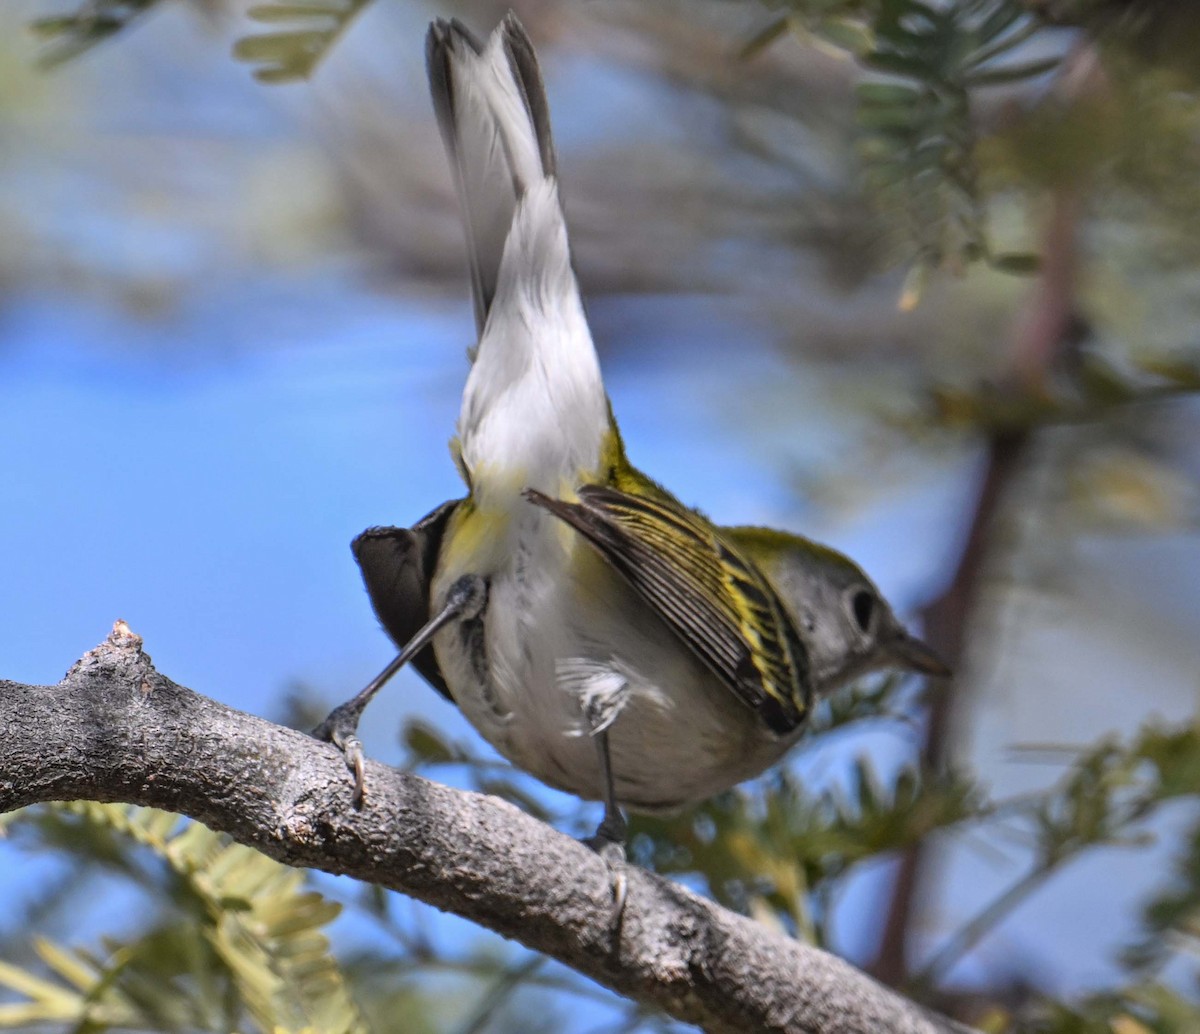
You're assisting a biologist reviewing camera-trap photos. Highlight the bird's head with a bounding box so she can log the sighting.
[730,527,950,695]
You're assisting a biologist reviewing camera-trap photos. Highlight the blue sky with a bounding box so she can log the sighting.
[1,1,1198,1026]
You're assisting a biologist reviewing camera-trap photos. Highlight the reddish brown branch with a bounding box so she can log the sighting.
[872,187,1082,987]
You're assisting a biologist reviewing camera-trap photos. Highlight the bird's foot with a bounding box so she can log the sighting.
[583,812,629,927]
[312,700,369,808]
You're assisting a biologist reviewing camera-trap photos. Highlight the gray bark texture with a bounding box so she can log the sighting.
[0,623,976,1034]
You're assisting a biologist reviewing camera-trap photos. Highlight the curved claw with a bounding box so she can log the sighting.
[345,737,366,808]
[609,868,627,921]
[313,703,369,808]
[583,831,629,935]
[312,572,487,811]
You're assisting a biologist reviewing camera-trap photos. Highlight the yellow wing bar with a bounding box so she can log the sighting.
[526,485,811,735]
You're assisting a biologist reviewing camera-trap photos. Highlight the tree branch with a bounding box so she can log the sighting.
[0,623,976,1034]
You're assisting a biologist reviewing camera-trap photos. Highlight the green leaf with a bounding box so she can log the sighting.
[1141,356,1200,391]
[1123,822,1200,971]
[0,957,81,1011]
[402,719,462,765]
[14,805,369,1034]
[967,10,1040,69]
[29,0,165,68]
[879,0,942,35]
[32,938,99,994]
[863,50,943,82]
[975,1,1026,48]
[965,56,1062,87]
[248,2,344,22]
[814,16,874,56]
[857,81,923,107]
[251,66,313,85]
[0,940,148,1029]
[988,252,1041,274]
[1134,723,1200,800]
[232,0,372,83]
[856,102,931,131]
[28,16,81,37]
[233,30,329,63]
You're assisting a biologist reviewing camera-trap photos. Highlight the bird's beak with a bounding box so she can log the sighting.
[892,631,952,678]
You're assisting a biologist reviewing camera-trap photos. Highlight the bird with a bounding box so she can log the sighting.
[314,12,949,860]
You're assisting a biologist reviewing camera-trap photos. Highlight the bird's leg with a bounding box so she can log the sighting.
[586,728,628,860]
[314,574,487,807]
[583,724,629,921]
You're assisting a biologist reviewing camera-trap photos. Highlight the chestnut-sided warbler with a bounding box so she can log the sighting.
[315,13,948,853]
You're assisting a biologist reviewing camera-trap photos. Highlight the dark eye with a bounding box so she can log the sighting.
[850,589,875,633]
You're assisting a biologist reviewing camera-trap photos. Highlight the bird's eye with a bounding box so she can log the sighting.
[850,589,875,633]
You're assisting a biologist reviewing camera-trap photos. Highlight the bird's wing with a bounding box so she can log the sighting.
[352,499,463,703]
[427,14,556,335]
[526,485,810,734]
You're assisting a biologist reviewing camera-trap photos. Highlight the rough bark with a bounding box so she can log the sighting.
[0,623,976,1034]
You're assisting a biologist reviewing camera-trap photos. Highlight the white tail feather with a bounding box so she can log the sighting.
[429,17,608,498]
[458,179,607,495]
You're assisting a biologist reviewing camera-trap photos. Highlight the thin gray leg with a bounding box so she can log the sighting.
[314,574,486,806]
[582,727,628,925]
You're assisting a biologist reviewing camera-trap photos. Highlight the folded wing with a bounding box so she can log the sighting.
[526,484,811,734]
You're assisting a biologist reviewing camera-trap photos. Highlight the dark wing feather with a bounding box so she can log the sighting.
[352,499,462,703]
[526,485,810,734]
[498,14,557,179]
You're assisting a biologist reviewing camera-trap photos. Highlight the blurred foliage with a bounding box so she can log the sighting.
[909,722,1200,1002]
[0,802,606,1033]
[748,0,1056,289]
[922,350,1200,435]
[27,0,368,78]
[734,0,1200,305]
[10,0,1200,1031]
[234,0,372,83]
[400,699,1200,1031]
[29,0,167,67]
[232,0,1052,292]
[1028,984,1200,1034]
[0,803,366,1033]
[26,0,1200,315]
[631,763,982,944]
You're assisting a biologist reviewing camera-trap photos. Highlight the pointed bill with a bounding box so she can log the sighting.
[891,632,952,678]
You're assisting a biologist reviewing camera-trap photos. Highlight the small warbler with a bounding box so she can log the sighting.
[315,13,948,854]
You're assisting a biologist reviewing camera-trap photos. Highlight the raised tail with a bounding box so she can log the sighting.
[427,14,557,335]
[428,14,609,497]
